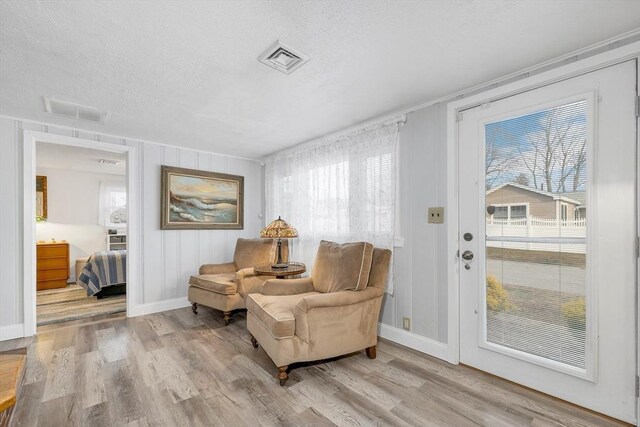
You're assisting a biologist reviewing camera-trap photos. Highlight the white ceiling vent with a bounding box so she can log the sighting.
[44,97,108,123]
[258,41,309,75]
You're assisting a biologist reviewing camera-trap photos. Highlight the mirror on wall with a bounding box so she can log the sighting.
[36,175,47,221]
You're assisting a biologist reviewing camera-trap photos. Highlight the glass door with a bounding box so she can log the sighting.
[458,60,637,423]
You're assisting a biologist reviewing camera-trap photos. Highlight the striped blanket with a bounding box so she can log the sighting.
[78,250,127,297]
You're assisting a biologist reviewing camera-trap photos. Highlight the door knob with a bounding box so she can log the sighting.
[461,250,474,261]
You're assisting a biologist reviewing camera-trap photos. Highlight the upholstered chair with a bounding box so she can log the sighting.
[246,240,391,385]
[188,238,288,325]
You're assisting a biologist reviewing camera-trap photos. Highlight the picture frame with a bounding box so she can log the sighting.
[36,175,47,221]
[160,166,244,230]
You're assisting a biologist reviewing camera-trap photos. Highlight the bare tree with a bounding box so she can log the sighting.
[513,173,529,186]
[517,105,586,193]
[485,127,517,190]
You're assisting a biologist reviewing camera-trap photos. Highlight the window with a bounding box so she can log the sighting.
[264,119,400,294]
[510,205,527,219]
[99,181,127,226]
[494,206,508,219]
[492,204,527,220]
[560,203,568,221]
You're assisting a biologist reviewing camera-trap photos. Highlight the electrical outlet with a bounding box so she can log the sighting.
[403,317,411,331]
[428,207,445,224]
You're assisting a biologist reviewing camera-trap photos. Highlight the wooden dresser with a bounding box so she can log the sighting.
[36,242,69,290]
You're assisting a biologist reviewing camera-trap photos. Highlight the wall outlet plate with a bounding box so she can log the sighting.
[428,207,445,224]
[403,317,411,330]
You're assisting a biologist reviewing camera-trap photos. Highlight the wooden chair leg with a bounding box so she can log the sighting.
[191,302,198,315]
[277,366,289,386]
[365,345,377,359]
[223,311,232,326]
[250,335,258,349]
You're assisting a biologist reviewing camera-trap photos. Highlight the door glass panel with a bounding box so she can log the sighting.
[485,100,587,369]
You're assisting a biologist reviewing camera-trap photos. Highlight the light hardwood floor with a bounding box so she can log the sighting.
[0,306,628,427]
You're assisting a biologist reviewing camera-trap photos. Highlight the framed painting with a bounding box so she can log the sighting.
[160,166,244,230]
[36,175,47,221]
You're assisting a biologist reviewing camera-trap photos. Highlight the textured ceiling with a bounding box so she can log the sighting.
[1,1,639,158]
[36,142,126,176]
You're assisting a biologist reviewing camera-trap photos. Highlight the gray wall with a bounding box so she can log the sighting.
[0,117,263,334]
[380,103,449,343]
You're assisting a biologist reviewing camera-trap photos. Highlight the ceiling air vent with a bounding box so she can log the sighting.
[258,41,309,75]
[44,97,108,123]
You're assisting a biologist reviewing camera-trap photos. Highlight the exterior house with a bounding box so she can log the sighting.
[486,183,585,221]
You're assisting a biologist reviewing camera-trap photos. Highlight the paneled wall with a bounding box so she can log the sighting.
[0,117,263,337]
[379,103,449,343]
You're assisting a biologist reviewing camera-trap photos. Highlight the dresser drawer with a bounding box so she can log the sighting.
[37,268,68,282]
[37,257,68,270]
[37,279,67,290]
[37,244,68,258]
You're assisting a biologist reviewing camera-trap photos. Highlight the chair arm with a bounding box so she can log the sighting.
[198,262,236,275]
[295,286,383,312]
[235,267,256,280]
[261,277,315,296]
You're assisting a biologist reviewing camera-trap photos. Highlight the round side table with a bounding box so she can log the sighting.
[254,262,306,279]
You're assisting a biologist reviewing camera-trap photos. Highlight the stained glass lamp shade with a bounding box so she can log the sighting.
[260,216,298,268]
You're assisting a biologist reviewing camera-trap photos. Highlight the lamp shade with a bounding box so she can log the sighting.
[260,216,298,239]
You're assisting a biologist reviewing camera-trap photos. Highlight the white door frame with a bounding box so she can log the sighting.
[446,42,640,367]
[22,131,140,336]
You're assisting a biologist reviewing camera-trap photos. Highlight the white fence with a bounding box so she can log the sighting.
[486,216,586,254]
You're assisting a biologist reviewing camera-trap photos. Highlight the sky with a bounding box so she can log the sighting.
[485,100,587,193]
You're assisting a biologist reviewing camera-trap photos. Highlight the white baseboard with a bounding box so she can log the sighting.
[128,297,190,317]
[0,323,26,342]
[378,322,452,362]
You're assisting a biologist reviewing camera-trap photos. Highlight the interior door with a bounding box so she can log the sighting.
[458,60,637,423]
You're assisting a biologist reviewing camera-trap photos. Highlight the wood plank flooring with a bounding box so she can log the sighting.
[0,307,627,426]
[37,285,126,326]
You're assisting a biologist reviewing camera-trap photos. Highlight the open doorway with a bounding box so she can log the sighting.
[34,142,128,326]
[23,131,139,335]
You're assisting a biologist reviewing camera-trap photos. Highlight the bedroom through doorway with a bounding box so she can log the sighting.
[34,141,128,326]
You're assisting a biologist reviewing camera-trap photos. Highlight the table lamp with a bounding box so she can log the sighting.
[260,216,298,268]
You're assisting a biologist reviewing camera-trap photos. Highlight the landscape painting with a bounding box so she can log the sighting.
[161,166,244,230]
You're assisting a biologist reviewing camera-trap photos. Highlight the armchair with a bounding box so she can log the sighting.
[246,240,392,385]
[188,238,288,325]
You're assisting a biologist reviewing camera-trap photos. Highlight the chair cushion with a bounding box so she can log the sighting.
[312,240,374,293]
[234,238,286,270]
[189,273,237,295]
[246,292,318,339]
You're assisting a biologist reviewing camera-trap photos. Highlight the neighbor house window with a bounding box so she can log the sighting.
[99,181,127,227]
[561,203,568,221]
[493,204,527,220]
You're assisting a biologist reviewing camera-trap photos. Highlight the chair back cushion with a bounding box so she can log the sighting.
[367,248,392,289]
[233,238,288,270]
[312,240,374,293]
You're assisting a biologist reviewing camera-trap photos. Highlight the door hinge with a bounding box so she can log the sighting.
[636,375,639,397]
[635,236,639,258]
[636,95,640,118]
[456,111,464,122]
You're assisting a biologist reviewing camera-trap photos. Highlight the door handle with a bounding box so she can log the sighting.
[461,250,474,270]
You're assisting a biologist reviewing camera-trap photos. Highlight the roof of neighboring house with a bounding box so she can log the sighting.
[560,191,586,206]
[486,183,583,205]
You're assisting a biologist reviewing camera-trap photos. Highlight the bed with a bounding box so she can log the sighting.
[77,250,127,297]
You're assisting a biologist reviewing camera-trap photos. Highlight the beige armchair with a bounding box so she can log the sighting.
[188,238,288,325]
[246,240,391,385]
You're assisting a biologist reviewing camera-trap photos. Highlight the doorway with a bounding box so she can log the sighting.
[457,61,637,422]
[34,142,128,326]
[23,131,139,336]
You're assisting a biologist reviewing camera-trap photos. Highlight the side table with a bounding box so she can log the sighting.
[254,262,306,279]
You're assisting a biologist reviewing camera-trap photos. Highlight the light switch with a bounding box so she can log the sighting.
[428,207,445,224]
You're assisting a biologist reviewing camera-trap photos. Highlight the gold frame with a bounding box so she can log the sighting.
[160,166,244,230]
[36,175,47,220]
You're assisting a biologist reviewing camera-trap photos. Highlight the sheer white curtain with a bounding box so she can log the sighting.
[265,117,402,294]
[98,180,127,228]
